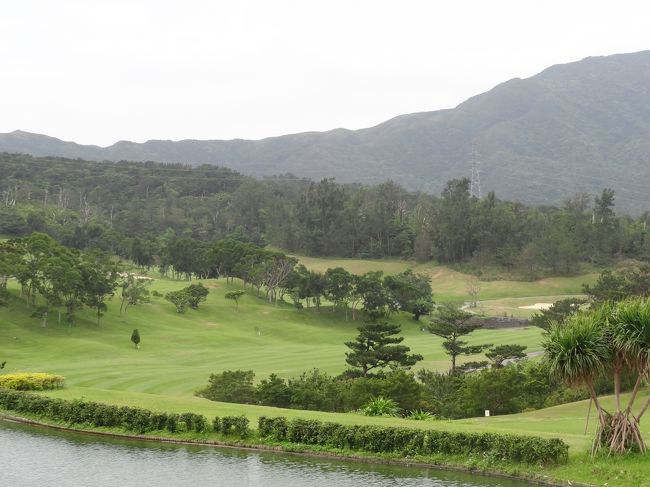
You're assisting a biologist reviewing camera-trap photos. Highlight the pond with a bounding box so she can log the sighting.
[0,420,534,487]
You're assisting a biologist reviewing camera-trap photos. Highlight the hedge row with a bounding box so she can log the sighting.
[0,389,213,435]
[0,389,255,439]
[0,373,65,390]
[0,390,568,464]
[259,417,569,464]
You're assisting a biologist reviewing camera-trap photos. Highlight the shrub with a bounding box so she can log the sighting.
[197,370,256,404]
[256,374,291,408]
[362,397,400,417]
[165,289,191,313]
[220,415,250,437]
[258,416,288,440]
[212,416,222,433]
[185,283,209,309]
[287,369,344,411]
[192,414,207,432]
[0,372,65,390]
[408,409,434,421]
[165,414,179,433]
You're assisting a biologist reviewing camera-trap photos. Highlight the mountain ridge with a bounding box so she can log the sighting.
[2,50,650,212]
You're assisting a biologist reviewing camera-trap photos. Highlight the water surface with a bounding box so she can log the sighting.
[0,420,533,487]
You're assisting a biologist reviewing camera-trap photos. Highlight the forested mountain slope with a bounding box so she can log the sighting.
[2,51,650,212]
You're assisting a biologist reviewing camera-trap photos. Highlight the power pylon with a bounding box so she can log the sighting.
[470,146,482,199]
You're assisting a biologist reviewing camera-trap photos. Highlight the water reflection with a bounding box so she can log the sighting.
[0,420,531,487]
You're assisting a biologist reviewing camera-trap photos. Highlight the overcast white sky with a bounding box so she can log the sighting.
[1,0,649,146]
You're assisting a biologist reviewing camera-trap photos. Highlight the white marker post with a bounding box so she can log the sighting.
[485,410,490,417]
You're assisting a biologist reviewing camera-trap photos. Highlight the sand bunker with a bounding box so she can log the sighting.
[518,303,553,310]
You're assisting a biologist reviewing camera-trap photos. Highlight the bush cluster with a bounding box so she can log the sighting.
[198,368,426,413]
[0,389,205,435]
[0,373,65,390]
[258,416,568,464]
[199,362,627,419]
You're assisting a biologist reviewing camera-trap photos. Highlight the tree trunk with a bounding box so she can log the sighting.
[637,396,650,421]
[614,368,622,412]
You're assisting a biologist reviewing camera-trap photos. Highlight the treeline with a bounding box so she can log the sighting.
[0,233,156,325]
[2,153,650,276]
[152,237,434,318]
[0,232,433,323]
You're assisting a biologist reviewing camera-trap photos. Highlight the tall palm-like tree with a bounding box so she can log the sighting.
[543,300,650,455]
[608,299,650,453]
[543,313,610,447]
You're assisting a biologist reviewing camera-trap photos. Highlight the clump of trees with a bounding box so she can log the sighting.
[0,233,121,325]
[530,297,585,330]
[582,264,650,303]
[164,283,209,313]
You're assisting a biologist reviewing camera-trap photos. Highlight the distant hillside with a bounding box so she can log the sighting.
[2,50,650,213]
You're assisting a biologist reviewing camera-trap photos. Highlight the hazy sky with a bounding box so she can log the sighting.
[2,0,649,146]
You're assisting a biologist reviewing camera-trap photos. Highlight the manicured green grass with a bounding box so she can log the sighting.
[0,278,542,396]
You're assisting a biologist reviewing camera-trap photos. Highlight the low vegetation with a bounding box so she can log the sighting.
[0,372,64,390]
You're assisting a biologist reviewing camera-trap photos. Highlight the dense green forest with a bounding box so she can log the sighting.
[1,153,649,277]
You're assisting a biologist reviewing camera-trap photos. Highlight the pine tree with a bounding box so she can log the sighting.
[345,322,422,376]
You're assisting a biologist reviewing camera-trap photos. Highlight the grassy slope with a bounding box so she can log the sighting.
[0,278,545,396]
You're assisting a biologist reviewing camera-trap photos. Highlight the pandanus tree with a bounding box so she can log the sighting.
[543,299,650,455]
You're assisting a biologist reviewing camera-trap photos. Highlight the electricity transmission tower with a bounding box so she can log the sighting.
[470,146,482,199]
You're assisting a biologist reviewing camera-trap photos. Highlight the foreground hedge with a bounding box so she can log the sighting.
[259,416,569,464]
[0,389,214,435]
[0,373,65,390]
[0,390,568,464]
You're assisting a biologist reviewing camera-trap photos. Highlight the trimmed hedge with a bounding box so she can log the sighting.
[258,416,568,464]
[0,373,65,390]
[213,415,250,437]
[0,390,568,465]
[0,389,205,435]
